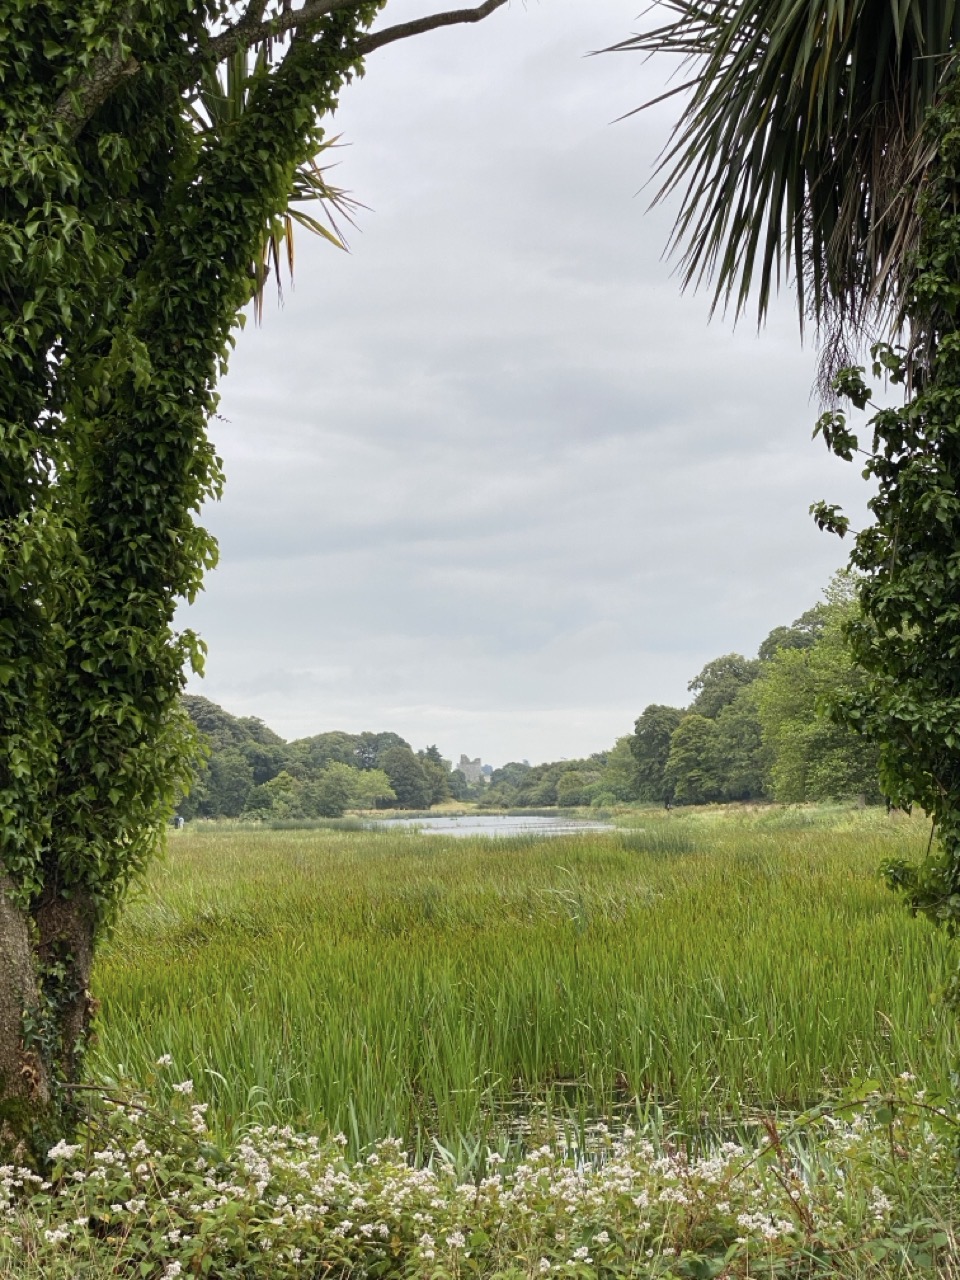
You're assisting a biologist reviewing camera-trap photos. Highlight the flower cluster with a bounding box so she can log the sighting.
[0,1078,956,1278]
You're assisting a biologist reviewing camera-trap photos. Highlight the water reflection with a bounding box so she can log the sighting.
[369,813,615,838]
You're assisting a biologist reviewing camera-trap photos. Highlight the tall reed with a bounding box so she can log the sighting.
[92,809,954,1157]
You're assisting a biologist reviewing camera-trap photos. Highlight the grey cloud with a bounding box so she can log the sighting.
[182,0,871,765]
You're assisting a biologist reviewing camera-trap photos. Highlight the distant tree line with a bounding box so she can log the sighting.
[482,575,881,810]
[182,576,878,820]
[179,699,467,820]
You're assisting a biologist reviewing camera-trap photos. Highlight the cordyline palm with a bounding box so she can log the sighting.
[187,44,360,321]
[612,0,960,342]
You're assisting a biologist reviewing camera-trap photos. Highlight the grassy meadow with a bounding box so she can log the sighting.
[91,807,955,1162]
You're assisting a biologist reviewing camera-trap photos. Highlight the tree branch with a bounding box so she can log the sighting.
[356,0,510,55]
[53,20,139,139]
[57,0,510,142]
[206,0,357,64]
[207,0,509,64]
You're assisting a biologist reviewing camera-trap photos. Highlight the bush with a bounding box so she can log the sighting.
[4,1074,958,1279]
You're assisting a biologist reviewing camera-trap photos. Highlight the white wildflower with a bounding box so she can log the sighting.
[870,1186,894,1220]
[46,1140,80,1162]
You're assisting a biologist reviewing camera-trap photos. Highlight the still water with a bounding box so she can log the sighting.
[370,813,615,838]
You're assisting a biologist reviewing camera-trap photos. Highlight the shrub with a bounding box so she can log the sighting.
[3,1074,958,1279]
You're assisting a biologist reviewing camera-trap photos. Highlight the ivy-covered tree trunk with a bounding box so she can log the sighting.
[0,0,508,1157]
[0,881,51,1125]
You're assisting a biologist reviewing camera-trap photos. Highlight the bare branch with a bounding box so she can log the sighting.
[230,0,272,43]
[205,0,359,64]
[57,0,510,142]
[356,0,510,55]
[207,0,510,65]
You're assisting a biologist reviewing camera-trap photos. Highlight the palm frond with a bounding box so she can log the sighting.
[184,43,361,322]
[613,0,960,338]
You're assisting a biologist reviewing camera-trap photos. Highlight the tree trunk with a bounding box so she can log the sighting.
[0,876,50,1154]
[0,876,97,1158]
[35,887,97,1087]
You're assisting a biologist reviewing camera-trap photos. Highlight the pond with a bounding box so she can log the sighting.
[369,813,616,838]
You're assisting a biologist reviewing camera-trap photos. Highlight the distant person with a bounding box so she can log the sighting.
[174,815,185,830]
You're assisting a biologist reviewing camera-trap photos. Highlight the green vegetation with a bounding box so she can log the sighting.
[819,106,960,950]
[5,807,935,1276]
[179,577,883,823]
[0,0,381,1151]
[179,696,463,819]
[0,0,510,1151]
[627,0,960,1063]
[6,7,960,1275]
[6,1077,959,1279]
[91,812,954,1159]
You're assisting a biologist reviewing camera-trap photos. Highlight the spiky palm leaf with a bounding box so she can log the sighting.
[186,44,359,320]
[613,0,960,338]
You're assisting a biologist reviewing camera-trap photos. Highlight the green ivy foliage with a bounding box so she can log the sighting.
[816,74,960,937]
[0,1,381,1106]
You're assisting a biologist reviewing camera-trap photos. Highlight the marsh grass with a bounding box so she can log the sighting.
[91,808,955,1160]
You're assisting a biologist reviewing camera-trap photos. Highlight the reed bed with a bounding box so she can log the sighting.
[91,808,956,1159]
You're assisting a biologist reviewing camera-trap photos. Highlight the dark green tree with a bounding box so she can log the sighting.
[688,654,761,719]
[288,731,364,773]
[818,105,960,907]
[489,762,531,790]
[379,746,434,810]
[448,769,470,802]
[598,736,642,802]
[313,762,356,818]
[185,748,256,819]
[755,588,881,804]
[710,687,769,801]
[0,0,509,1152]
[629,704,685,802]
[758,608,827,664]
[418,747,452,805]
[555,771,585,807]
[670,716,721,803]
[663,715,721,805]
[354,731,411,771]
[180,696,286,813]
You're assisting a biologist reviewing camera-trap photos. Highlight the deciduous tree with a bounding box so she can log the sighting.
[629,704,685,802]
[663,714,720,806]
[755,586,880,804]
[687,654,760,720]
[0,0,509,1154]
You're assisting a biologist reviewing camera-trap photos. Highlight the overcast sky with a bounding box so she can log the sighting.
[181,0,870,767]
